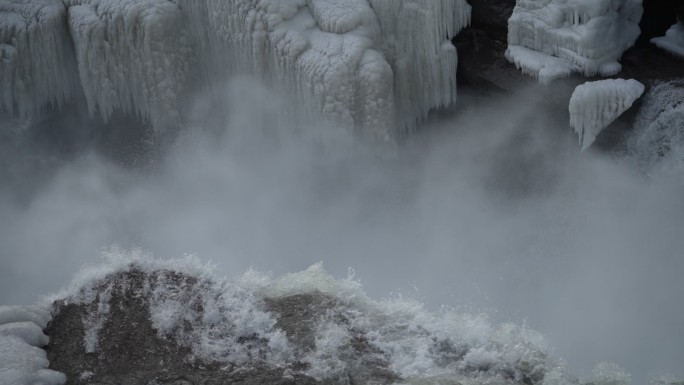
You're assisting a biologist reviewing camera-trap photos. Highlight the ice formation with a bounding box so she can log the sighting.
[569,78,644,150]
[0,306,66,385]
[65,0,190,128]
[175,0,471,137]
[0,0,471,137]
[651,22,684,59]
[0,0,78,118]
[506,0,643,84]
[627,80,684,182]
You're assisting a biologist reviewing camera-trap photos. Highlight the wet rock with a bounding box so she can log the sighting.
[44,269,320,385]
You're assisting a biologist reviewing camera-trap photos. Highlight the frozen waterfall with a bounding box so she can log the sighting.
[0,0,471,138]
[505,0,643,84]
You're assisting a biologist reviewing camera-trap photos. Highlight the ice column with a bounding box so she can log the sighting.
[65,0,191,130]
[369,0,471,133]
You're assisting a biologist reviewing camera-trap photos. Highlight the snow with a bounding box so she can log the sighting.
[1,0,470,137]
[651,22,684,59]
[569,79,644,150]
[0,322,50,347]
[506,0,643,84]
[0,306,51,329]
[0,306,66,385]
[0,0,78,118]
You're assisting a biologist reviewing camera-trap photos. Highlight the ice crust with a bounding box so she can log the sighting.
[0,306,66,385]
[506,0,643,84]
[0,0,471,137]
[651,22,684,59]
[569,79,644,150]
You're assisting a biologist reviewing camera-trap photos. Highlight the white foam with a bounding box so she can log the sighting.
[506,0,643,83]
[569,79,645,150]
[592,362,631,385]
[626,81,684,182]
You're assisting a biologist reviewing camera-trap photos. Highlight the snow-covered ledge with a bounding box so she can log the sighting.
[506,0,643,84]
[0,306,66,385]
[569,79,645,151]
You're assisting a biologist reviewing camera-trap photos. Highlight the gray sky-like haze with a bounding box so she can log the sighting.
[1,77,683,384]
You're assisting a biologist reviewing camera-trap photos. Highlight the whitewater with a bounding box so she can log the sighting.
[1,0,684,384]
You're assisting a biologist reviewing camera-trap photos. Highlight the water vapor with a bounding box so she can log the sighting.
[1,77,682,384]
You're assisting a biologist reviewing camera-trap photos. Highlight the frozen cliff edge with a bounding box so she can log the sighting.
[505,0,643,84]
[0,0,471,138]
[569,79,645,151]
[4,251,641,385]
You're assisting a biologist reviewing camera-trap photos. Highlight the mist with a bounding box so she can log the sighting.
[1,76,683,384]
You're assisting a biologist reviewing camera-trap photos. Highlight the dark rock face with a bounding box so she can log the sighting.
[45,269,320,385]
[43,266,553,385]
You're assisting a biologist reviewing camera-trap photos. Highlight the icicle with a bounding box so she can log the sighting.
[368,0,471,134]
[569,78,644,151]
[65,0,191,130]
[2,0,472,137]
[0,0,78,118]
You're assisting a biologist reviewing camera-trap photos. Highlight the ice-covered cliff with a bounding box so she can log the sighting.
[505,0,643,84]
[0,0,471,138]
